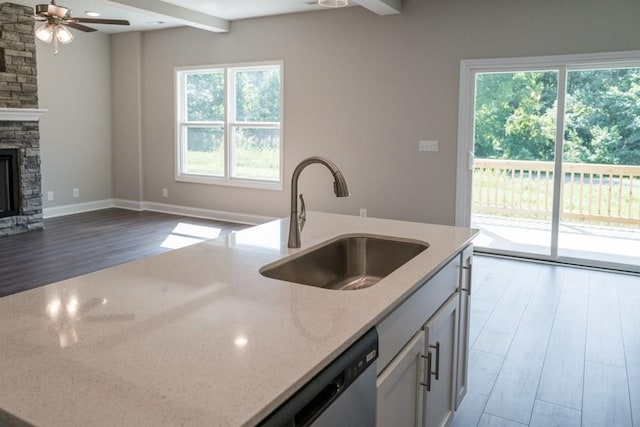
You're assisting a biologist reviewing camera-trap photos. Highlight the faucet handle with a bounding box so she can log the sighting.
[298,194,306,232]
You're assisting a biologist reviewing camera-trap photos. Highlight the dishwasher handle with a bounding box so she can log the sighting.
[295,372,345,426]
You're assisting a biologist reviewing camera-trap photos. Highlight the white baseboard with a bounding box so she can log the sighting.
[112,199,144,211]
[43,199,117,218]
[44,198,276,225]
[138,201,276,225]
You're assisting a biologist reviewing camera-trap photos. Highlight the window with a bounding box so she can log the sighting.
[175,61,283,189]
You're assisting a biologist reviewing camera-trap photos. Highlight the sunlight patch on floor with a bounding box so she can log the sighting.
[161,223,222,249]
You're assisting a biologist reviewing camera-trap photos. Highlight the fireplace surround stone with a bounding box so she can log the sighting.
[0,2,44,236]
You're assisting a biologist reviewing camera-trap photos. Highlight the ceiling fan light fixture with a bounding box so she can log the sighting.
[318,0,349,7]
[35,23,54,43]
[85,11,100,17]
[55,25,74,44]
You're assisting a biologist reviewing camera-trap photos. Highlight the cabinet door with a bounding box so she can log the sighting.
[423,294,459,427]
[377,331,426,427]
[455,245,473,409]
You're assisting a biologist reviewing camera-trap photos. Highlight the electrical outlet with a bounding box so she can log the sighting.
[419,140,439,152]
[360,208,367,217]
[47,191,54,201]
[73,188,79,198]
[162,188,168,198]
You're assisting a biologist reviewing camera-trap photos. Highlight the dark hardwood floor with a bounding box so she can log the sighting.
[0,208,248,297]
[452,256,640,427]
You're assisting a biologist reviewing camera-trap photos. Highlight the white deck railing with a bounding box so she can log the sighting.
[473,159,640,225]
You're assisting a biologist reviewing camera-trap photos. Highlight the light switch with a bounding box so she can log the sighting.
[419,140,439,152]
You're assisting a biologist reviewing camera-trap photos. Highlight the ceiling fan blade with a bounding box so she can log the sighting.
[70,17,130,26]
[63,21,97,32]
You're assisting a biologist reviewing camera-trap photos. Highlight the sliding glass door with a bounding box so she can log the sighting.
[459,52,640,272]
[471,70,560,257]
[558,67,640,268]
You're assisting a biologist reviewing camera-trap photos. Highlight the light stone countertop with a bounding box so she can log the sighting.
[0,212,476,426]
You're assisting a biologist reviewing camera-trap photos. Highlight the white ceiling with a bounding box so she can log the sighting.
[20,0,401,34]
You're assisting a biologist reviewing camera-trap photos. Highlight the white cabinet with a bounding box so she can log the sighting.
[455,245,472,408]
[423,293,459,427]
[377,257,459,374]
[377,331,425,427]
[376,245,473,427]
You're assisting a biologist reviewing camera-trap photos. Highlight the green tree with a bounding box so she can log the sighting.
[564,68,640,165]
[185,68,282,153]
[474,71,557,161]
[186,72,224,121]
[234,68,281,150]
[474,72,513,159]
[185,72,224,152]
[235,68,281,123]
[474,68,640,166]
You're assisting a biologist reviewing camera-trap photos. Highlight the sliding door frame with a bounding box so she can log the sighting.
[455,50,640,271]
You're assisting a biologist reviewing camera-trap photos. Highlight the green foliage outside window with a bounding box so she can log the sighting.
[234,69,281,123]
[474,68,640,166]
[186,72,224,122]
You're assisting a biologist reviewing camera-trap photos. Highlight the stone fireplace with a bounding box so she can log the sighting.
[0,3,46,236]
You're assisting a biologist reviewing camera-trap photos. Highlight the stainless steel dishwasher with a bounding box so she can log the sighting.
[259,327,378,427]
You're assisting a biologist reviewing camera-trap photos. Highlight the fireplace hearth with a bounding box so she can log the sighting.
[0,148,19,218]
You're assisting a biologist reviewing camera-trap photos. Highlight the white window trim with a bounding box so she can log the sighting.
[174,60,284,191]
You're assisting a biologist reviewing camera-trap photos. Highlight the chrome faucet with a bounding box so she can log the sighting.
[288,156,350,248]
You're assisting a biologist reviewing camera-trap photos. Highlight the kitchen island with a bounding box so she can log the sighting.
[0,212,476,426]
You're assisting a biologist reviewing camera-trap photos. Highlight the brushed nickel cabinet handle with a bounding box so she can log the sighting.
[462,261,472,296]
[429,342,440,380]
[420,351,433,391]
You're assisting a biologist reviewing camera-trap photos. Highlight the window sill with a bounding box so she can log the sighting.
[176,173,283,191]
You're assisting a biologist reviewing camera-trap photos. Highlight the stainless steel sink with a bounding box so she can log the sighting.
[260,234,429,290]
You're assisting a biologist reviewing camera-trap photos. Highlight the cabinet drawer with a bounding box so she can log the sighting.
[377,256,459,374]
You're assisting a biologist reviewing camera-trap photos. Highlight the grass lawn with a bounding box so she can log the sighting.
[185,147,279,181]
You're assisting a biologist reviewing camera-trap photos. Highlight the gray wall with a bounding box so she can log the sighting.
[112,0,640,225]
[111,32,143,202]
[37,31,112,209]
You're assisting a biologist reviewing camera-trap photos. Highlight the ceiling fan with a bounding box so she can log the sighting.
[33,1,130,54]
